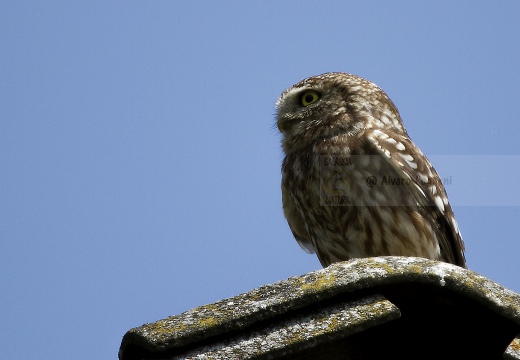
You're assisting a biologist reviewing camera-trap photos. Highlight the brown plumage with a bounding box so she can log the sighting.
[277,72,466,268]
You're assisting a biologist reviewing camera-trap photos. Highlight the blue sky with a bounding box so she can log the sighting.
[1,1,519,359]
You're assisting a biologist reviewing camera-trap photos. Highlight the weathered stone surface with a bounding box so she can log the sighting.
[119,257,520,360]
[173,295,399,360]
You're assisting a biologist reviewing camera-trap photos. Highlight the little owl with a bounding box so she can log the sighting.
[276,72,466,268]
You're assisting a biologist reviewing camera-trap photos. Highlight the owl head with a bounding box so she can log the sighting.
[276,72,406,153]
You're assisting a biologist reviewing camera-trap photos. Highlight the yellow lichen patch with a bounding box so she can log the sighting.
[144,319,187,337]
[198,316,219,328]
[299,273,337,293]
[510,337,520,352]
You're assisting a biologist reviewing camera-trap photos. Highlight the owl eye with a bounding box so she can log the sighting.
[300,90,321,107]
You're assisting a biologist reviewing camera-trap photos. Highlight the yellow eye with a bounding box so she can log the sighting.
[300,90,321,106]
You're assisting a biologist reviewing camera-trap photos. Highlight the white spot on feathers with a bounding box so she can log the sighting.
[399,153,417,169]
[435,195,445,213]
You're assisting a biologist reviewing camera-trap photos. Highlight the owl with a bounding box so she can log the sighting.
[276,72,466,268]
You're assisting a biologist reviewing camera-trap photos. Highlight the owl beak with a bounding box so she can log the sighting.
[277,120,284,133]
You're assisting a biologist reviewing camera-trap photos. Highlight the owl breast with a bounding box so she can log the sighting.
[282,134,441,267]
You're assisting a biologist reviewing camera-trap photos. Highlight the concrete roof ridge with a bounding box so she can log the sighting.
[119,257,520,360]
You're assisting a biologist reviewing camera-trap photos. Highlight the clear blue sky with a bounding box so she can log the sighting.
[1,2,519,359]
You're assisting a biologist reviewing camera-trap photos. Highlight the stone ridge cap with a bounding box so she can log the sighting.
[119,256,520,354]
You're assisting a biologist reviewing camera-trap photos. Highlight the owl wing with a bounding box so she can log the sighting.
[366,129,466,267]
[281,182,315,254]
